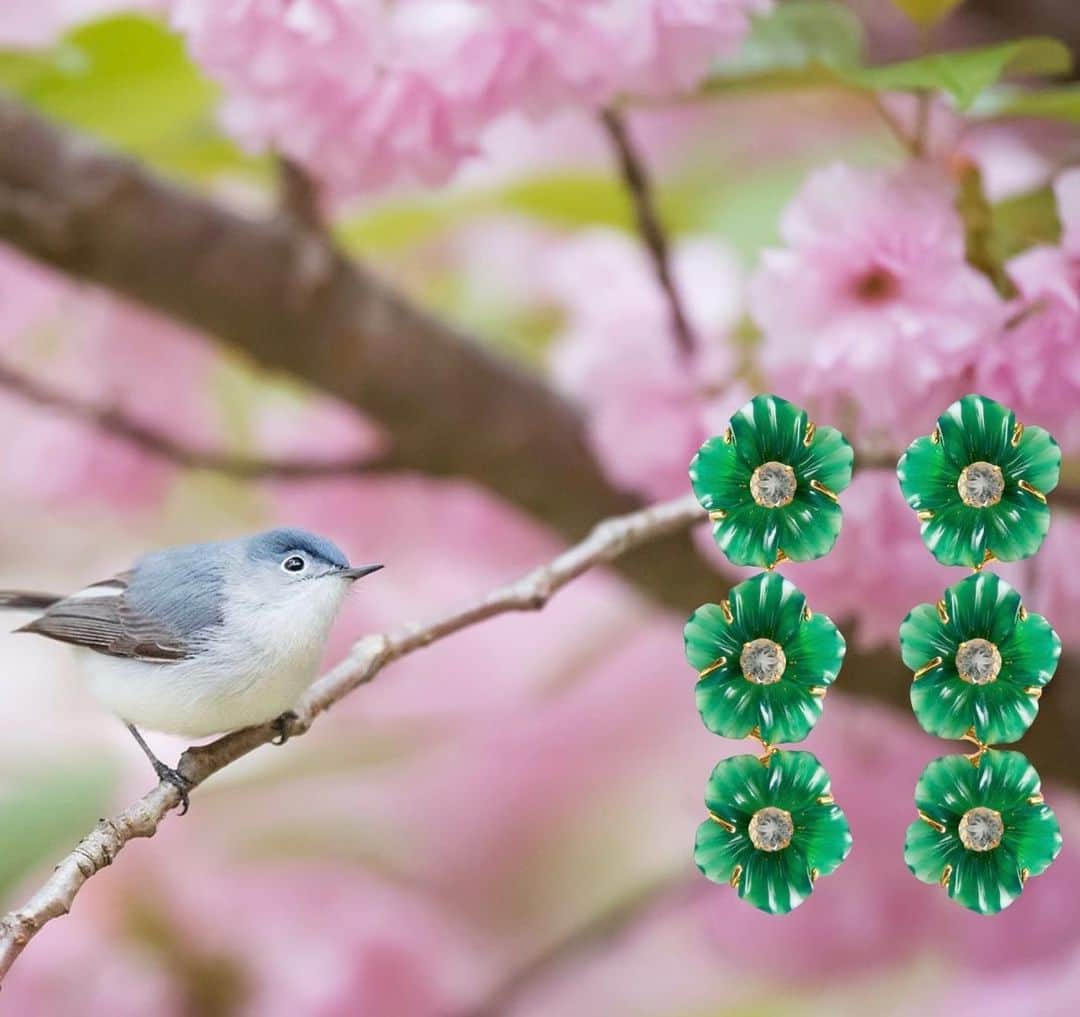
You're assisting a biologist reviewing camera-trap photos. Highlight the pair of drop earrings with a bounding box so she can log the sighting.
[687,393,1063,916]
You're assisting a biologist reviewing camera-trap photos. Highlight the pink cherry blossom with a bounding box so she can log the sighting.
[0,1,162,47]
[976,169,1080,452]
[547,228,745,500]
[750,162,1005,445]
[168,0,766,197]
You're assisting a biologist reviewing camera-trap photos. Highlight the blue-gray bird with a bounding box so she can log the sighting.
[0,529,382,811]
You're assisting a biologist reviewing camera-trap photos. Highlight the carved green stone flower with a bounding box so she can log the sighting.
[690,394,854,569]
[686,572,845,745]
[897,394,1060,568]
[900,572,1060,745]
[695,750,852,915]
[905,751,1060,914]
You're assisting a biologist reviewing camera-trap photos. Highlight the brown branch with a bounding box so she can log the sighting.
[277,156,324,233]
[0,494,706,984]
[0,360,391,479]
[600,107,696,356]
[0,96,712,611]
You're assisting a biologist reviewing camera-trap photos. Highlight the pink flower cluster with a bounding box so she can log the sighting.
[546,227,749,501]
[750,162,1005,445]
[168,0,767,195]
[976,170,1080,452]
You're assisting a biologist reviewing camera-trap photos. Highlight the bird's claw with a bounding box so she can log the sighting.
[153,761,193,815]
[271,710,298,746]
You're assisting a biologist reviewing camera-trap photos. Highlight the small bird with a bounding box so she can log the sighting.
[0,528,382,811]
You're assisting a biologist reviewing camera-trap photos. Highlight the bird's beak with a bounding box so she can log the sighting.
[339,563,384,581]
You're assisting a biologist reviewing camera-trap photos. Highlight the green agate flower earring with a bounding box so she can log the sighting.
[688,395,853,914]
[897,395,1062,914]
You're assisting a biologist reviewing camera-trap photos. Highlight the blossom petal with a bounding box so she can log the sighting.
[696,674,762,740]
[949,850,1024,914]
[690,436,751,514]
[1001,612,1061,688]
[897,435,957,512]
[905,816,963,887]
[684,603,744,672]
[1000,422,1061,494]
[728,572,807,646]
[755,682,823,744]
[982,493,1049,562]
[792,423,853,493]
[937,393,1014,463]
[739,847,815,915]
[798,803,853,878]
[920,502,987,568]
[899,602,958,673]
[710,503,780,568]
[1005,802,1062,879]
[728,393,808,468]
[776,494,843,562]
[784,613,846,689]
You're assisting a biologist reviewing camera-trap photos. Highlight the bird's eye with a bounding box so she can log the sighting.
[282,555,306,573]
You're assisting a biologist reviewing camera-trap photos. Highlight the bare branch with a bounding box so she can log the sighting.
[0,494,706,984]
[0,360,392,480]
[600,107,696,356]
[277,156,324,233]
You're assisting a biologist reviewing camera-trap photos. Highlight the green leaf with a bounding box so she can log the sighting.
[976,83,1080,124]
[839,38,1073,110]
[0,14,259,181]
[707,1,864,91]
[890,0,966,29]
[0,762,116,897]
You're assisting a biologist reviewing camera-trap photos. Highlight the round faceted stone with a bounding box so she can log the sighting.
[749,461,797,508]
[955,638,1002,685]
[748,807,794,852]
[740,638,787,685]
[958,807,1004,852]
[957,461,1005,508]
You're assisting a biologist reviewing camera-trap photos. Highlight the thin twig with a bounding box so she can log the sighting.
[0,493,706,984]
[0,360,391,480]
[867,93,919,156]
[600,107,696,356]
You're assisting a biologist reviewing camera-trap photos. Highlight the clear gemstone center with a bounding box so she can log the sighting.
[740,638,786,685]
[955,638,1002,685]
[957,461,1005,508]
[958,807,1004,852]
[748,807,794,852]
[750,461,797,508]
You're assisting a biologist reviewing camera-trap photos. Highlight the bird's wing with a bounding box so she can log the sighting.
[17,573,191,662]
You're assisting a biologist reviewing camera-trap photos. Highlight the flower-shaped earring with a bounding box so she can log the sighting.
[688,394,853,914]
[691,393,854,569]
[696,752,852,915]
[898,393,1061,568]
[905,753,1061,915]
[901,572,1060,746]
[897,394,1062,913]
[687,573,846,745]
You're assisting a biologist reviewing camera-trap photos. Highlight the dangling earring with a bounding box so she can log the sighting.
[897,394,1063,914]
[687,393,853,914]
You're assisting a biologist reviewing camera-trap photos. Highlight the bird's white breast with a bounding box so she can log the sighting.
[80,577,350,737]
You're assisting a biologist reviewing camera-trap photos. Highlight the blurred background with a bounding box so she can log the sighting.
[1,1,1079,1014]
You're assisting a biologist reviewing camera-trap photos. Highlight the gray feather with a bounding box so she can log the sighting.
[0,591,62,610]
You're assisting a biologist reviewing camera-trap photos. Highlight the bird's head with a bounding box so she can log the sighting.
[245,528,383,596]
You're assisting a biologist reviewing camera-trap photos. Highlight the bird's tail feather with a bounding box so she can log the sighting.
[0,591,62,611]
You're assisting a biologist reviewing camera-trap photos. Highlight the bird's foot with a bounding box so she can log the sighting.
[153,761,193,816]
[271,710,299,746]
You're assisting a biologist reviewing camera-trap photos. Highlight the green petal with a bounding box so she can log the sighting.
[905,816,963,886]
[1006,802,1062,879]
[791,423,854,494]
[728,393,809,469]
[695,815,754,887]
[1001,423,1061,495]
[704,750,831,816]
[984,491,1051,562]
[913,754,981,823]
[784,613,846,689]
[897,435,958,512]
[697,673,763,740]
[690,436,751,514]
[799,803,853,878]
[937,394,1015,464]
[755,682,823,744]
[949,849,1024,914]
[1001,611,1061,688]
[684,604,743,673]
[899,603,957,674]
[710,503,780,569]
[977,749,1042,809]
[775,493,843,562]
[920,503,988,568]
[728,572,807,646]
[948,572,1021,645]
[738,847,815,915]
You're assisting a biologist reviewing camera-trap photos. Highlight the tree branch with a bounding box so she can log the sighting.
[0,96,711,610]
[0,494,705,984]
[0,360,392,480]
[600,107,696,356]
